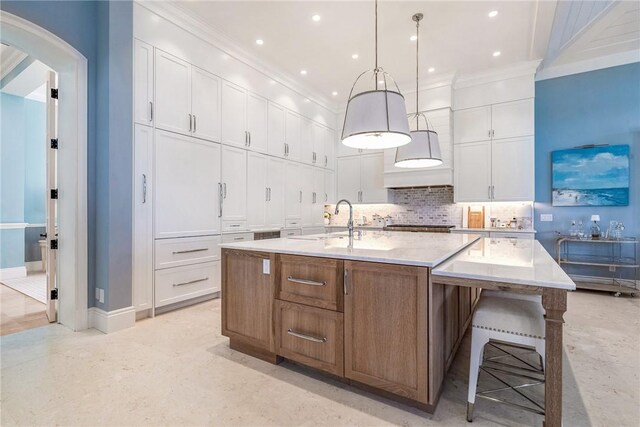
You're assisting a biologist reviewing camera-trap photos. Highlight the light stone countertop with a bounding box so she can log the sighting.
[433,238,576,290]
[220,230,481,268]
[453,227,537,234]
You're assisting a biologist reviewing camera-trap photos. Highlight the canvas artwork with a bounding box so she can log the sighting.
[552,145,630,206]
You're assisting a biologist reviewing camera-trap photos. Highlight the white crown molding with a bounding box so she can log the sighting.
[536,50,640,81]
[396,72,457,95]
[89,306,136,334]
[454,60,542,88]
[137,1,338,113]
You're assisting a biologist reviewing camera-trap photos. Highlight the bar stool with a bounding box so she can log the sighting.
[466,291,546,422]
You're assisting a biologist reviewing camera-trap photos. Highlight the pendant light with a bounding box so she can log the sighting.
[341,0,411,150]
[394,13,443,168]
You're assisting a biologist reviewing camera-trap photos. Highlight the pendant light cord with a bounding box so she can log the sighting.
[415,16,419,129]
[374,0,378,87]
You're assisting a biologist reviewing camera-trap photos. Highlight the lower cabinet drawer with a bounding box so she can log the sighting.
[221,232,254,243]
[279,254,343,311]
[276,300,344,377]
[155,262,220,308]
[285,219,302,228]
[155,236,221,270]
[282,229,301,237]
[222,220,248,232]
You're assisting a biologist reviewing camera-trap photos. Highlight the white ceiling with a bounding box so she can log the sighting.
[1,43,52,101]
[173,1,555,105]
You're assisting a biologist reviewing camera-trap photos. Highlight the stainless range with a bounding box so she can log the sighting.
[383,224,455,233]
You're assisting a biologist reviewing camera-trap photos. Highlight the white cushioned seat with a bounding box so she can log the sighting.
[472,296,545,340]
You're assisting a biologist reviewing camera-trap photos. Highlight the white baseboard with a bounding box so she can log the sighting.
[89,306,136,334]
[25,261,44,273]
[0,266,27,280]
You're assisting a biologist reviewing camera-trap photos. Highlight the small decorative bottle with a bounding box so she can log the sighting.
[576,220,585,239]
[569,220,578,237]
[590,215,601,240]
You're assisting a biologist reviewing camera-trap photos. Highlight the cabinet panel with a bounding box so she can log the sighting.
[324,127,335,169]
[324,170,335,205]
[454,141,492,203]
[453,106,491,144]
[278,254,343,311]
[221,80,247,147]
[266,156,286,229]
[336,156,361,202]
[155,50,191,135]
[133,125,153,312]
[268,102,286,157]
[312,122,325,167]
[301,165,315,227]
[491,136,534,201]
[300,117,314,165]
[191,66,221,142]
[285,162,302,220]
[247,92,268,153]
[360,154,387,203]
[313,168,325,226]
[134,40,154,126]
[154,235,221,270]
[285,110,301,161]
[247,152,268,229]
[155,130,221,238]
[155,261,220,308]
[221,145,247,222]
[491,99,534,140]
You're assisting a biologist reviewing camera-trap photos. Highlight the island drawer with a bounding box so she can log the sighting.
[278,254,343,311]
[275,300,344,377]
[155,236,221,270]
[155,261,220,308]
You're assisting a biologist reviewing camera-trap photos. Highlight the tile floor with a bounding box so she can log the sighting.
[0,285,49,336]
[1,290,638,426]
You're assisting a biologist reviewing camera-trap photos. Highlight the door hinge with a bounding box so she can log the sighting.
[50,139,58,149]
[50,289,59,300]
[50,189,58,199]
[50,239,58,250]
[50,88,58,99]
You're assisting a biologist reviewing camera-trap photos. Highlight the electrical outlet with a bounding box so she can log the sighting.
[95,287,100,300]
[99,288,105,304]
[540,214,553,222]
[263,259,270,275]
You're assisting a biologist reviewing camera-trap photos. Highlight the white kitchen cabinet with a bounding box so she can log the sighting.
[155,261,220,308]
[191,66,221,143]
[312,122,325,167]
[300,117,314,165]
[268,102,286,157]
[285,162,302,220]
[155,49,191,135]
[324,127,335,169]
[247,152,268,229]
[360,153,387,203]
[491,137,534,201]
[134,40,154,127]
[133,125,153,313]
[453,106,491,144]
[285,110,301,161]
[336,156,361,202]
[454,141,492,202]
[491,99,534,140]
[312,168,325,226]
[247,92,268,153]
[221,80,247,148]
[266,157,285,229]
[154,130,221,238]
[324,170,335,204]
[301,165,315,227]
[221,145,247,223]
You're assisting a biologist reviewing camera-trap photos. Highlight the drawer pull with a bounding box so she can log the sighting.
[233,237,245,241]
[172,248,208,254]
[287,329,327,343]
[287,277,326,287]
[173,277,208,287]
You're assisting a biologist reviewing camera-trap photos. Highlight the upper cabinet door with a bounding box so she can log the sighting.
[134,40,154,127]
[247,92,268,153]
[312,168,325,226]
[246,152,268,229]
[336,156,361,202]
[221,145,247,221]
[300,165,315,227]
[453,140,492,203]
[312,122,325,167]
[360,153,387,203]
[324,170,335,204]
[491,136,534,201]
[491,99,534,140]
[453,106,491,144]
[284,161,302,220]
[268,102,286,158]
[155,50,191,135]
[191,66,221,142]
[300,117,314,165]
[285,110,301,161]
[155,130,221,238]
[221,80,247,147]
[324,127,335,169]
[266,157,286,229]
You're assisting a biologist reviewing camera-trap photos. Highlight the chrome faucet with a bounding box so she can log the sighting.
[334,199,354,237]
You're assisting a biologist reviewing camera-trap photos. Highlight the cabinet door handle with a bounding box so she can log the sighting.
[218,182,223,217]
[312,192,316,204]
[142,174,147,203]
[488,130,491,138]
[233,237,245,241]
[268,187,271,201]
[189,113,193,132]
[245,131,248,146]
[492,185,495,199]
[223,183,227,199]
[299,190,302,203]
[172,248,208,254]
[325,193,328,202]
[343,269,348,295]
[149,101,153,122]
[248,131,251,146]
[287,329,327,343]
[488,186,491,199]
[193,115,197,133]
[324,155,327,167]
[265,187,269,201]
[173,277,208,287]
[492,129,495,137]
[287,277,326,286]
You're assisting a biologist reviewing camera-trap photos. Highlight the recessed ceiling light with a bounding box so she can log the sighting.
[428,67,435,73]
[352,53,359,59]
[300,70,308,75]
[255,39,264,45]
[410,35,418,41]
[312,14,321,22]
[488,10,498,18]
[378,80,385,85]
[332,91,338,96]
[493,51,501,57]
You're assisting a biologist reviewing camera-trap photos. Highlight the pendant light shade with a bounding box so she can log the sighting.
[341,0,411,150]
[394,13,442,168]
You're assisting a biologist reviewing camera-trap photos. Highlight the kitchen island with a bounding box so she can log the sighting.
[220,231,574,426]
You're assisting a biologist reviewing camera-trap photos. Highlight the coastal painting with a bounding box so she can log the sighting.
[552,145,630,206]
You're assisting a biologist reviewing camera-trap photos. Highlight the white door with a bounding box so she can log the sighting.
[312,122,325,168]
[268,102,286,157]
[155,130,221,238]
[191,66,221,142]
[266,157,286,229]
[246,152,268,229]
[324,170,335,204]
[360,153,387,203]
[284,110,301,161]
[300,165,315,227]
[45,71,57,322]
[221,80,247,147]
[134,39,154,126]
[336,156,361,202]
[491,99,534,140]
[312,168,325,226]
[221,145,247,221]
[247,92,268,153]
[454,140,492,202]
[284,161,302,220]
[133,125,153,313]
[492,136,534,201]
[453,106,491,144]
[155,49,191,135]
[300,117,314,165]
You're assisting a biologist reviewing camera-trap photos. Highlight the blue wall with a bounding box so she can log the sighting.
[535,63,640,276]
